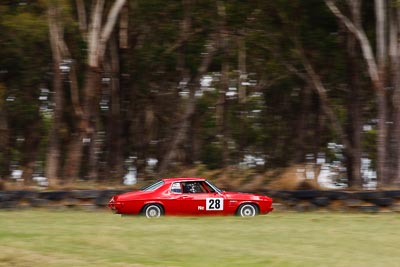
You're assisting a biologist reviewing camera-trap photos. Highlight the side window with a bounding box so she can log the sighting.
[171,182,182,193]
[140,180,164,191]
[182,182,206,193]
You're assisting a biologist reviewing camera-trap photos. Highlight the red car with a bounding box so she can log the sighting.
[108,178,273,218]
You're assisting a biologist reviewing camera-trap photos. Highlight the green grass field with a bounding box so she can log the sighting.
[0,211,399,267]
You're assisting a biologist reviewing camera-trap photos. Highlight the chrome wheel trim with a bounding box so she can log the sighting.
[145,205,161,218]
[240,204,256,217]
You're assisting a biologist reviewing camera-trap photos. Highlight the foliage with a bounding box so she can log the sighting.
[0,0,395,188]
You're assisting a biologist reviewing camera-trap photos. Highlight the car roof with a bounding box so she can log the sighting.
[162,177,206,183]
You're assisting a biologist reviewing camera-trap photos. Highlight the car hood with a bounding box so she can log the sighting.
[222,192,271,201]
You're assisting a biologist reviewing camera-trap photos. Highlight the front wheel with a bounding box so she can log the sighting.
[237,203,258,217]
[142,204,164,218]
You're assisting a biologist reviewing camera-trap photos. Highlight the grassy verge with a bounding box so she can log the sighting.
[0,211,399,267]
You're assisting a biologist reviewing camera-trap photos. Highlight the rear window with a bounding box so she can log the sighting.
[140,180,164,191]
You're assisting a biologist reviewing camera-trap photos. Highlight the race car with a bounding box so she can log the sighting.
[108,177,273,218]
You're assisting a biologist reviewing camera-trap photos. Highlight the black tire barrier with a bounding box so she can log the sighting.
[286,198,300,207]
[0,189,400,212]
[0,192,12,202]
[321,191,350,200]
[344,198,363,207]
[39,191,70,201]
[2,190,38,201]
[0,200,17,209]
[29,198,50,207]
[273,190,293,199]
[95,196,111,207]
[383,190,400,199]
[311,197,331,207]
[290,190,320,199]
[371,197,394,207]
[352,191,384,201]
[294,202,318,212]
[71,190,100,199]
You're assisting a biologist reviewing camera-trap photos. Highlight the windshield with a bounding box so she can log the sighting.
[205,180,222,193]
[140,180,164,191]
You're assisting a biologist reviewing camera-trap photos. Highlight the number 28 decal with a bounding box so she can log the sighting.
[206,198,224,210]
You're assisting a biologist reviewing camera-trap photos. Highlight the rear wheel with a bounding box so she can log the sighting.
[142,204,164,218]
[237,203,258,217]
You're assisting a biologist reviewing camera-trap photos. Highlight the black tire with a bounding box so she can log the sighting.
[371,197,393,207]
[237,203,259,217]
[142,204,164,218]
[311,197,331,207]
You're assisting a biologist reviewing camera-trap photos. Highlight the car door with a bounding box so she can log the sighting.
[180,181,226,215]
[162,182,185,215]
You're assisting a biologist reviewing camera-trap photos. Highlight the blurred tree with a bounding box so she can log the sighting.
[215,0,229,167]
[326,0,400,188]
[0,1,50,184]
[46,0,65,186]
[0,83,9,180]
[4,0,400,189]
[60,0,126,182]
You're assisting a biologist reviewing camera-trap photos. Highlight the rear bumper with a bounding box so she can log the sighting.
[108,199,124,213]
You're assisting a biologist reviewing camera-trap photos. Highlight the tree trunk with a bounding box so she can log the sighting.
[0,95,9,180]
[119,2,129,49]
[375,0,387,69]
[326,0,387,188]
[106,34,124,181]
[63,133,83,183]
[63,0,127,182]
[216,59,229,167]
[65,66,101,182]
[237,29,247,104]
[375,0,389,186]
[81,0,126,181]
[393,3,400,186]
[377,91,388,187]
[346,59,363,189]
[22,159,36,186]
[45,66,62,186]
[157,0,192,175]
[22,122,41,185]
[87,127,101,181]
[158,38,217,175]
[76,0,87,39]
[282,43,354,167]
[294,85,311,163]
[83,66,102,181]
[346,0,363,189]
[216,0,229,167]
[299,48,353,151]
[46,3,64,186]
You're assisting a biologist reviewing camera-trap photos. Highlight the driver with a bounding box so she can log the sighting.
[184,182,200,193]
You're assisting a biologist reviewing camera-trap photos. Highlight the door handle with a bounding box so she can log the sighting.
[181,195,190,199]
